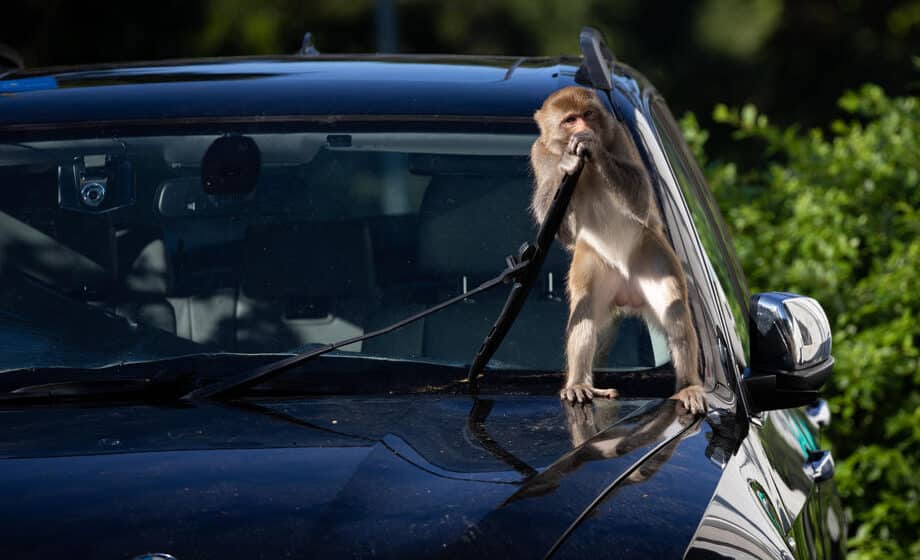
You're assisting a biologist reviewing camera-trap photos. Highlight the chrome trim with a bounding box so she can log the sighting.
[804,450,835,483]
[805,398,831,429]
[752,292,832,372]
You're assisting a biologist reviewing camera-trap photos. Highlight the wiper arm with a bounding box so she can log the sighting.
[466,167,583,390]
[180,259,530,401]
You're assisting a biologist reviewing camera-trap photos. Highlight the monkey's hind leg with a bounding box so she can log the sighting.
[593,308,624,369]
[633,234,706,414]
[562,241,619,403]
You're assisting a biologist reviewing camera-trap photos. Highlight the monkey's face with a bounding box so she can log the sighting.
[559,106,599,135]
[535,86,611,152]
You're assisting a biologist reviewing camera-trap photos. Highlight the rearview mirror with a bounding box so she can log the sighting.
[744,292,834,413]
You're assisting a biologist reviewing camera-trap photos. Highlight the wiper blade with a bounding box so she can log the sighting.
[0,353,286,402]
[0,353,480,404]
[0,378,169,404]
[466,167,583,390]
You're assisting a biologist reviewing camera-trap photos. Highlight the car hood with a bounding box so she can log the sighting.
[0,394,724,558]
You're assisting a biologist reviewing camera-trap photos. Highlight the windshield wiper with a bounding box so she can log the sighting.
[0,353,265,403]
[0,378,172,404]
[181,167,583,402]
[465,168,582,390]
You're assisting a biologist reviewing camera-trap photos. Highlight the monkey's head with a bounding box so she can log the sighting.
[534,86,613,152]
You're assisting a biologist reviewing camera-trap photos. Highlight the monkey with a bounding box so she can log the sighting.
[530,86,705,414]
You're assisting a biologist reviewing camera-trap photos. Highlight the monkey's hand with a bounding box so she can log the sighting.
[559,130,597,175]
[560,383,618,403]
[559,151,584,176]
[670,385,706,415]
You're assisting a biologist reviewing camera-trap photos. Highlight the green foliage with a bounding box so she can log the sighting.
[693,0,783,58]
[682,84,920,558]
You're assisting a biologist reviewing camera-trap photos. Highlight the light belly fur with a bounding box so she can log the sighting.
[573,193,643,278]
[573,197,646,308]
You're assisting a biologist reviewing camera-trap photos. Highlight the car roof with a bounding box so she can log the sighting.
[0,54,616,132]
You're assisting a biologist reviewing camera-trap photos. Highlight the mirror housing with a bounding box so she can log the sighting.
[576,27,615,92]
[744,292,834,413]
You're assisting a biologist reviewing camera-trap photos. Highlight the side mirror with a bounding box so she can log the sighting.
[744,292,834,413]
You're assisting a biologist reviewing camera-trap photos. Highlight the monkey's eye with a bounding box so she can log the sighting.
[563,115,577,125]
[584,110,595,119]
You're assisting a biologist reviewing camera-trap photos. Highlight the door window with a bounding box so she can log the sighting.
[649,98,750,365]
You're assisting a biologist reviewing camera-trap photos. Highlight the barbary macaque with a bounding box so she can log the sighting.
[530,86,705,414]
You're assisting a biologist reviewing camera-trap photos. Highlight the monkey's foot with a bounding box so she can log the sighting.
[560,384,618,403]
[670,385,706,415]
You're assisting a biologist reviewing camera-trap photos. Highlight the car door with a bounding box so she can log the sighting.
[644,95,846,558]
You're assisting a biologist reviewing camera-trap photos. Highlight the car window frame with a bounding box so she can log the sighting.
[613,89,744,413]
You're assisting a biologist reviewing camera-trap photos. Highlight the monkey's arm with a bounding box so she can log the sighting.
[597,155,651,194]
[531,141,576,249]
[576,132,656,221]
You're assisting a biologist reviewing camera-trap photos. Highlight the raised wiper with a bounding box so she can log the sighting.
[183,167,583,402]
[465,168,582,390]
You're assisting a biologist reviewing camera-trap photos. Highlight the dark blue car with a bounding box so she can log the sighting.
[0,29,844,559]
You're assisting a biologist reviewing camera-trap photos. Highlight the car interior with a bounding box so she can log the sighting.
[0,131,670,371]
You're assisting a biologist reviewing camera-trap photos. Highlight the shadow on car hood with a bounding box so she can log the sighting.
[0,394,722,558]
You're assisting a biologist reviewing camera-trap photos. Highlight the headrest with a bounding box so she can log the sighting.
[417,175,568,279]
[243,220,373,300]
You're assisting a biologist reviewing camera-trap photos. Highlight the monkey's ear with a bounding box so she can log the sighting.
[533,108,545,133]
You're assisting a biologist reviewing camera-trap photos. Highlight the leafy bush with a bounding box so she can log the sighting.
[681,72,920,558]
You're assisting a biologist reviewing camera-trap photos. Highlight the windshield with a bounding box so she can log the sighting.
[0,124,670,373]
